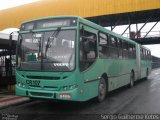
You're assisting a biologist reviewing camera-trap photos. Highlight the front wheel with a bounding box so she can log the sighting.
[97,77,107,102]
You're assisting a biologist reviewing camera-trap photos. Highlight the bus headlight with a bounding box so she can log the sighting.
[21,83,25,88]
[63,86,68,90]
[69,84,78,89]
[18,82,21,87]
[63,84,78,90]
[17,82,25,88]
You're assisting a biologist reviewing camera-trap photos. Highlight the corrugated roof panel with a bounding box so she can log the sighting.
[0,0,159,30]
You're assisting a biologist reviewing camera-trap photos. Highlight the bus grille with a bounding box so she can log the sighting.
[30,92,53,97]
[29,85,59,91]
[26,76,60,80]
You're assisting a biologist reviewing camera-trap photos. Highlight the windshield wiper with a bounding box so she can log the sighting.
[44,27,61,57]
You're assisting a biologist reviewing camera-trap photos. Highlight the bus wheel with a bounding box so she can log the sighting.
[129,72,134,88]
[97,77,107,102]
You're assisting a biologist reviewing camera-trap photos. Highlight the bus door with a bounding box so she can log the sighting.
[79,24,102,94]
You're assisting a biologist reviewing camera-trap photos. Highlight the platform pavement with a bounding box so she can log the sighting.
[0,90,29,109]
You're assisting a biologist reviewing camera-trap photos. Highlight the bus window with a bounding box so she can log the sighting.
[98,32,109,58]
[132,45,136,59]
[110,36,118,58]
[144,49,146,60]
[122,41,128,59]
[142,48,144,60]
[79,29,97,72]
[110,36,117,47]
[146,50,148,60]
[147,51,150,60]
[128,43,133,59]
[149,51,151,60]
[117,38,122,58]
[140,48,143,59]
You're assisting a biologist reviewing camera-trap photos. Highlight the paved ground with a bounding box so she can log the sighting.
[0,69,160,120]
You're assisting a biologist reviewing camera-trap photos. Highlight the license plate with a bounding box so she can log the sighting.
[26,80,40,86]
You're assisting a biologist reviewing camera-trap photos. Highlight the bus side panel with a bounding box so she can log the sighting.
[141,59,151,79]
[107,59,129,91]
[105,59,136,91]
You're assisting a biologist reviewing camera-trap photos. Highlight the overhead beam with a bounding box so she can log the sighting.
[0,0,160,30]
[143,21,159,38]
[87,9,160,27]
[133,37,160,45]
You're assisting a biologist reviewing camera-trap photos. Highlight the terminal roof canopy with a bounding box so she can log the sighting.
[0,0,160,30]
[0,33,17,49]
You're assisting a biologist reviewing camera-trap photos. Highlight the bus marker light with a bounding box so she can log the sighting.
[63,86,68,90]
[80,89,84,94]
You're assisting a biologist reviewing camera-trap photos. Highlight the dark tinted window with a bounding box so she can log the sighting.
[80,29,97,72]
[110,36,117,47]
[132,44,136,59]
[147,51,151,60]
[122,41,128,58]
[117,39,123,58]
[128,43,136,59]
[109,36,118,58]
[98,32,109,58]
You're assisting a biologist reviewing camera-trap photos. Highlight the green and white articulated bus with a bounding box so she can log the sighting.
[16,16,151,102]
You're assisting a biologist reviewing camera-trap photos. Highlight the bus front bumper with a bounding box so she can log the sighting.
[16,85,84,101]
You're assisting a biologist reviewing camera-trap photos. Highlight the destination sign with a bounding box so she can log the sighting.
[37,20,70,28]
[20,18,77,30]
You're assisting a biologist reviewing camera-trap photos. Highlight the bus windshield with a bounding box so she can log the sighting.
[17,29,76,71]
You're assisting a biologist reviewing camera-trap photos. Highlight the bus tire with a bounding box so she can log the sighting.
[97,77,107,102]
[129,71,134,88]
